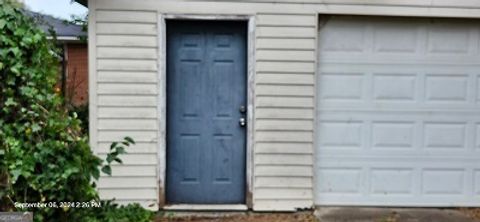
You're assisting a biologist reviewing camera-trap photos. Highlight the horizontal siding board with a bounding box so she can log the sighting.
[98,177,157,188]
[98,95,157,107]
[256,143,313,154]
[256,61,315,73]
[97,23,157,35]
[96,10,157,23]
[257,26,316,38]
[257,14,316,26]
[97,47,157,59]
[255,177,313,188]
[255,154,313,165]
[97,131,157,143]
[97,59,157,71]
[98,165,157,177]
[255,108,314,119]
[97,83,158,95]
[256,73,314,85]
[97,154,157,165]
[256,131,313,142]
[256,97,314,108]
[255,188,313,199]
[256,85,314,96]
[256,119,313,131]
[98,188,157,200]
[97,142,158,153]
[97,71,157,83]
[98,119,158,130]
[98,107,157,118]
[96,35,157,47]
[256,50,315,61]
[255,166,313,177]
[256,38,316,50]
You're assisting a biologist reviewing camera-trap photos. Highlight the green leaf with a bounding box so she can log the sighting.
[31,123,41,132]
[101,165,112,176]
[121,141,130,146]
[110,142,118,150]
[11,169,22,183]
[5,98,17,106]
[124,137,135,145]
[0,19,6,29]
[10,66,19,74]
[113,158,122,164]
[116,147,126,154]
[92,169,100,180]
[10,47,20,56]
[106,154,114,163]
[14,27,25,36]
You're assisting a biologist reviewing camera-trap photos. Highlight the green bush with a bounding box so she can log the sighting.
[78,201,154,222]
[0,1,154,221]
[68,104,89,133]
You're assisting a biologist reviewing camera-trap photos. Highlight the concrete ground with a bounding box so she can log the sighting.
[315,207,479,222]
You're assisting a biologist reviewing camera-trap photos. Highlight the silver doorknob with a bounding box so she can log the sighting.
[239,118,246,127]
[239,105,246,113]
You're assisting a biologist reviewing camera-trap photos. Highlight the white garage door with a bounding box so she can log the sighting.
[316,16,480,206]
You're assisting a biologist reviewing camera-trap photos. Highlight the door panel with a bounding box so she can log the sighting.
[167,21,247,204]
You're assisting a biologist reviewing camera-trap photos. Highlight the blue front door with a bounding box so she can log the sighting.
[166,21,247,204]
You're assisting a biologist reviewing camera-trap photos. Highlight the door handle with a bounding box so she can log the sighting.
[239,117,246,127]
[239,105,246,114]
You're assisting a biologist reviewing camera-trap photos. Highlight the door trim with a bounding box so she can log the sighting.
[157,14,256,209]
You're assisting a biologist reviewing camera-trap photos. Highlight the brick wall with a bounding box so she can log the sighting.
[65,43,88,106]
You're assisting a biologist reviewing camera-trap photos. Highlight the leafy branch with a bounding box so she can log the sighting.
[100,137,135,176]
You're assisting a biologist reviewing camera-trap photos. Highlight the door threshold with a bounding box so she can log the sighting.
[163,204,248,211]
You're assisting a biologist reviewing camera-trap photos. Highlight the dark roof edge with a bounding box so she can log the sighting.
[75,0,88,7]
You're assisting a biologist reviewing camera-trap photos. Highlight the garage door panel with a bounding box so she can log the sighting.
[316,16,480,206]
[373,74,416,101]
[318,110,480,121]
[317,115,477,154]
[427,23,474,55]
[425,74,470,102]
[318,73,477,105]
[318,73,478,107]
[319,16,478,57]
[316,156,480,165]
[318,121,363,149]
[424,122,467,149]
[320,54,480,64]
[316,160,480,204]
[316,196,480,207]
[475,171,480,195]
[318,73,365,101]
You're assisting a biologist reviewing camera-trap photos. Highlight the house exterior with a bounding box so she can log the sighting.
[29,11,89,106]
[63,43,88,106]
[80,0,480,211]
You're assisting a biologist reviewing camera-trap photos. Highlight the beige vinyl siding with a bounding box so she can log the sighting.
[253,13,316,210]
[254,17,316,213]
[93,8,159,209]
